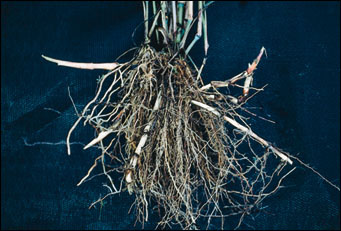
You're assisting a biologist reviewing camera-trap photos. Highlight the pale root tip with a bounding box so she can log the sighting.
[83,144,91,150]
[83,130,113,150]
[41,54,58,63]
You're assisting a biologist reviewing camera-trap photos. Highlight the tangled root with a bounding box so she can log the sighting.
[41,1,339,228]
[65,45,297,229]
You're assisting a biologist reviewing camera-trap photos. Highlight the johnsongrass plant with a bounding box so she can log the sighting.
[42,1,339,229]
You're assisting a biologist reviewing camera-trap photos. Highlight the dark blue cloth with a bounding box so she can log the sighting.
[1,1,340,230]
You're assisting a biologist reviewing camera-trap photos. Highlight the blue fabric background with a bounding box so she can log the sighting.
[1,1,340,230]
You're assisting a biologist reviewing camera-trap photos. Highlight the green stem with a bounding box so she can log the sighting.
[176,2,185,43]
[179,1,193,49]
[172,1,177,37]
[148,10,161,39]
[161,1,168,34]
[143,1,150,44]
[152,1,160,44]
[202,2,209,55]
[185,1,202,55]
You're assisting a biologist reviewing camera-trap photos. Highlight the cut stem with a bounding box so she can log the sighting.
[161,1,168,34]
[185,1,203,55]
[152,1,160,43]
[143,1,150,44]
[179,1,193,49]
[202,3,209,55]
[176,1,185,43]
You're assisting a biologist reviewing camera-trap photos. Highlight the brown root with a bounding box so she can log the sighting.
[68,45,297,229]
